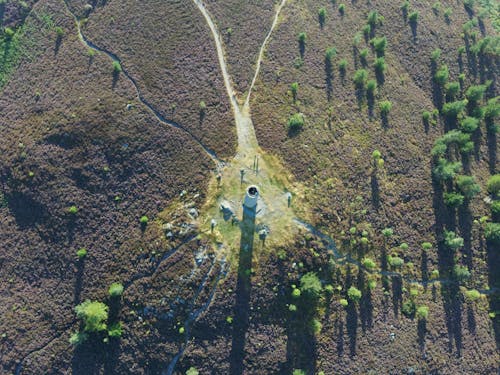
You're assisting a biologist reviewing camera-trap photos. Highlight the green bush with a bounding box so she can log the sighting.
[409,11,419,23]
[338,3,346,15]
[400,242,409,251]
[466,84,487,103]
[298,32,307,44]
[453,265,471,282]
[422,111,431,122]
[69,331,88,346]
[444,230,464,249]
[431,48,442,62]
[444,8,452,21]
[362,258,376,269]
[76,248,88,259]
[290,82,298,101]
[55,26,64,37]
[456,175,481,199]
[363,24,371,37]
[402,299,416,317]
[487,175,500,197]
[347,286,362,301]
[434,65,449,85]
[287,113,305,132]
[75,300,108,332]
[416,305,429,320]
[318,7,327,24]
[366,79,377,94]
[325,47,337,61]
[444,192,465,208]
[374,57,387,74]
[300,272,322,299]
[367,11,379,26]
[112,61,122,73]
[491,200,500,216]
[338,59,348,72]
[445,81,460,99]
[310,318,322,334]
[291,287,301,298]
[353,69,368,88]
[371,36,387,56]
[67,205,78,214]
[139,215,149,225]
[186,367,199,375]
[483,98,499,121]
[340,298,348,307]
[460,116,479,132]
[108,322,123,338]
[433,158,462,181]
[464,289,482,301]
[108,282,124,297]
[485,222,500,243]
[421,242,433,251]
[442,100,467,118]
[388,255,404,268]
[379,100,392,115]
[382,228,394,237]
[359,48,369,63]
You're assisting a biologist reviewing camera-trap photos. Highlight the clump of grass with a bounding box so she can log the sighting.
[108,282,124,297]
[112,60,122,74]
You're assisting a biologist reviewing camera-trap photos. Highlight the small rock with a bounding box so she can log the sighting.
[188,208,199,218]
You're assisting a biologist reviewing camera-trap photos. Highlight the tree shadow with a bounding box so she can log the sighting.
[420,250,428,287]
[367,91,375,120]
[458,203,473,270]
[325,56,333,101]
[486,237,500,348]
[486,119,497,174]
[466,305,476,334]
[410,20,417,42]
[298,40,305,59]
[391,275,402,317]
[112,70,119,89]
[441,283,463,356]
[74,259,85,305]
[417,319,426,353]
[358,269,373,331]
[381,112,389,128]
[55,35,63,55]
[431,61,443,110]
[370,171,379,209]
[229,203,256,375]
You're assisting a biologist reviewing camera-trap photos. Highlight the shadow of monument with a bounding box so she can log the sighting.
[229,203,256,374]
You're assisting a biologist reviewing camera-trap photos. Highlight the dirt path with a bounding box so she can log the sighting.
[192,0,287,154]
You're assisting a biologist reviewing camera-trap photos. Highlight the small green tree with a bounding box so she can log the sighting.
[290,82,298,102]
[487,175,500,197]
[459,116,479,133]
[374,57,387,74]
[434,65,449,85]
[347,286,362,302]
[318,7,327,26]
[371,36,387,56]
[485,223,500,244]
[112,61,122,74]
[75,300,108,332]
[287,113,305,132]
[431,48,441,62]
[379,100,392,115]
[416,305,429,320]
[456,175,480,199]
[300,272,322,300]
[409,11,419,23]
[353,69,368,88]
[108,282,124,297]
[338,3,346,15]
[444,230,464,250]
[444,192,465,208]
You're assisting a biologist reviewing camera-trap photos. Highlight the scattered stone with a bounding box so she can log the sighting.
[126,103,133,110]
[188,208,199,218]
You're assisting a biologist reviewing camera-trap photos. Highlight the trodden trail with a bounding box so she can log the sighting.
[192,0,287,154]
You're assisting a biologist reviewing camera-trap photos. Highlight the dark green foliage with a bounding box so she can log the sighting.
[371,36,387,56]
[433,158,462,182]
[466,84,488,103]
[483,97,500,121]
[445,231,465,250]
[456,175,481,199]
[366,79,377,94]
[75,300,108,332]
[288,113,305,132]
[434,65,449,85]
[353,69,368,88]
[409,11,419,23]
[402,299,416,317]
[300,272,322,300]
[442,100,467,118]
[374,57,387,74]
[459,116,479,132]
[485,223,500,243]
[338,58,348,73]
[290,82,298,101]
[453,265,471,282]
[445,82,460,99]
[431,48,442,62]
[444,192,465,208]
[318,7,327,25]
[298,32,307,44]
[487,175,500,197]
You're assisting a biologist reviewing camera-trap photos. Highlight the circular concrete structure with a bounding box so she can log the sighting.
[243,185,259,209]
